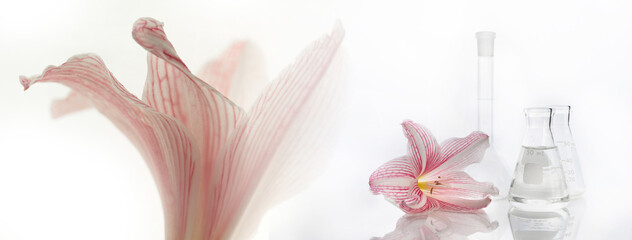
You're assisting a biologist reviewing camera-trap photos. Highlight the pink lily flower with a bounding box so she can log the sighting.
[372,210,498,240]
[369,121,499,213]
[20,17,344,240]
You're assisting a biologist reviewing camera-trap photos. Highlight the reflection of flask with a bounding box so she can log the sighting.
[508,207,569,240]
[562,198,586,240]
[509,108,569,208]
[549,105,586,198]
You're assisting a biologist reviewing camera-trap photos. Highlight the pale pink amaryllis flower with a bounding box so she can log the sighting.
[369,121,499,213]
[20,17,344,240]
[371,210,498,240]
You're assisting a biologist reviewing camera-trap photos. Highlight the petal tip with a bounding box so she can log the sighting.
[490,185,500,196]
[400,120,417,131]
[133,17,163,31]
[400,120,434,140]
[481,197,493,208]
[330,20,346,39]
[132,17,188,72]
[19,75,31,91]
[472,131,489,139]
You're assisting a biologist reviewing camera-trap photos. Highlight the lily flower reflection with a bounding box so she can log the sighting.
[372,210,498,240]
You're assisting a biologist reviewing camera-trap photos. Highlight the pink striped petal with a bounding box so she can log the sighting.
[141,53,243,171]
[368,156,435,214]
[369,156,418,203]
[132,18,189,72]
[20,54,199,240]
[132,18,248,236]
[50,91,92,118]
[205,22,345,240]
[134,17,244,161]
[399,194,446,214]
[197,41,268,109]
[230,48,346,240]
[399,195,491,213]
[424,131,489,177]
[197,41,247,96]
[424,171,498,199]
[430,194,493,212]
[401,121,440,176]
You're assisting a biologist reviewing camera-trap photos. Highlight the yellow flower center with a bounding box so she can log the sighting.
[417,176,446,195]
[417,180,431,191]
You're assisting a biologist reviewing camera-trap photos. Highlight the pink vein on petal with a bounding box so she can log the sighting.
[206,22,345,240]
[370,121,497,214]
[425,131,489,177]
[369,156,417,203]
[197,41,247,96]
[50,91,93,118]
[401,120,440,176]
[197,41,268,110]
[132,18,248,239]
[20,54,199,240]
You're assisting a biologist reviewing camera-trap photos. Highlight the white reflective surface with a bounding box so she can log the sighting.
[2,0,632,239]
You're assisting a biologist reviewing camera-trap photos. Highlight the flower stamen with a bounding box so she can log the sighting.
[418,177,450,195]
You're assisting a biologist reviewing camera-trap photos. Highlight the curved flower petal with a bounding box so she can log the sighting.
[20,54,199,240]
[399,195,491,213]
[401,187,430,210]
[399,194,444,214]
[425,171,498,199]
[230,49,347,240]
[425,131,489,177]
[141,53,243,164]
[401,121,440,176]
[197,41,268,109]
[206,22,345,240]
[50,91,92,118]
[132,18,189,72]
[133,17,244,162]
[430,194,493,212]
[369,156,418,203]
[197,41,247,96]
[132,18,248,236]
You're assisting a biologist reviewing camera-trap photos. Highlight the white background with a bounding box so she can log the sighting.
[1,0,631,239]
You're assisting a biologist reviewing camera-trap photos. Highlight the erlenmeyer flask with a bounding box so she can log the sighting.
[509,108,569,208]
[549,105,585,198]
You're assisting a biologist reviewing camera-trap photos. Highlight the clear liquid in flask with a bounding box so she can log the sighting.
[549,105,585,198]
[510,146,569,208]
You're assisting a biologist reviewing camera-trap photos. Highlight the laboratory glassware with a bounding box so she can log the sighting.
[467,31,511,199]
[509,108,569,208]
[548,105,585,198]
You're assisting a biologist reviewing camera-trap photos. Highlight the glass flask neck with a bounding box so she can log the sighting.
[523,108,556,147]
[549,105,571,127]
